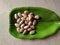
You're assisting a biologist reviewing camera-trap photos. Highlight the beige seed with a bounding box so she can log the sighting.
[17,12,22,18]
[21,17,23,19]
[24,15,27,19]
[28,13,33,21]
[17,18,21,23]
[24,10,29,14]
[26,17,29,22]
[30,25,35,29]
[23,30,27,34]
[24,25,29,29]
[19,20,24,25]
[20,28,24,33]
[14,14,18,19]
[20,24,25,28]
[22,13,24,16]
[25,20,28,24]
[33,20,37,25]
[21,17,25,21]
[29,30,35,35]
[28,21,32,26]
[34,15,39,19]
[16,28,20,33]
[29,16,32,21]
[14,23,20,27]
[28,12,33,17]
[22,13,27,18]
[27,28,32,31]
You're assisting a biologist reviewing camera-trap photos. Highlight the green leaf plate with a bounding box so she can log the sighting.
[9,7,60,39]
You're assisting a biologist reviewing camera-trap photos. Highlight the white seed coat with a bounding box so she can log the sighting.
[17,12,22,17]
[26,17,29,22]
[23,30,27,34]
[24,25,29,29]
[21,17,25,21]
[25,20,28,24]
[14,14,18,19]
[24,10,29,14]
[21,24,25,28]
[29,30,35,35]
[19,20,24,25]
[16,28,20,32]
[28,21,32,26]
[22,13,27,18]
[35,15,39,19]
[15,23,20,27]
[33,20,37,25]
[27,28,32,31]
[28,14,33,20]
[20,28,24,33]
[17,18,21,23]
[30,25,35,29]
